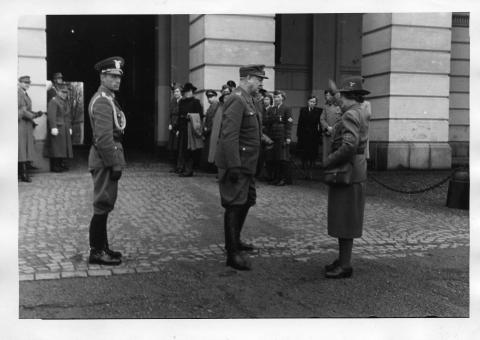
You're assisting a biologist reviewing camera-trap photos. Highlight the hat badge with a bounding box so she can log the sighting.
[349,81,356,87]
[114,60,121,69]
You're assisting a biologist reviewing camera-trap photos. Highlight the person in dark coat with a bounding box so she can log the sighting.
[167,84,183,172]
[18,75,44,182]
[215,64,267,270]
[45,84,73,172]
[87,56,127,266]
[323,76,370,279]
[297,96,322,179]
[263,90,293,186]
[202,89,219,171]
[176,82,203,177]
[207,85,231,165]
[47,72,64,103]
[320,89,342,164]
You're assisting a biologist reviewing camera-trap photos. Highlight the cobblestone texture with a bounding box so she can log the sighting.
[18,162,469,281]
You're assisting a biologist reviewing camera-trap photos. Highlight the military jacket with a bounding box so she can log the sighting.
[263,104,293,142]
[215,86,262,174]
[87,85,126,170]
[325,102,369,183]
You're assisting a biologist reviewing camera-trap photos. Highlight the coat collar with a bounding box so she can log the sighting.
[98,85,115,98]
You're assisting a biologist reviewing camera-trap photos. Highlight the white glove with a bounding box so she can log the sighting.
[168,124,172,131]
[286,138,291,144]
[51,128,59,136]
[176,131,179,137]
[69,128,72,135]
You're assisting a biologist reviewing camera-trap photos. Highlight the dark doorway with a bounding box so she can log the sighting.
[46,15,157,153]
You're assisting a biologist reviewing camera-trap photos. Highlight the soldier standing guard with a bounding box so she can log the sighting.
[215,64,267,271]
[87,56,127,266]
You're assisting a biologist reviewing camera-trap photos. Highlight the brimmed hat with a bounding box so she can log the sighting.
[239,64,268,79]
[182,82,197,93]
[52,72,63,79]
[94,56,125,76]
[18,75,31,83]
[205,89,217,97]
[338,76,370,95]
[57,84,69,92]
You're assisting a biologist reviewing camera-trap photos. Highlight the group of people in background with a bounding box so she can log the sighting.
[166,80,349,186]
[17,71,75,182]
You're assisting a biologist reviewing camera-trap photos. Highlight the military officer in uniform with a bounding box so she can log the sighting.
[215,64,267,271]
[87,56,127,266]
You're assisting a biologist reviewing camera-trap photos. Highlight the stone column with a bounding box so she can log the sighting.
[189,14,275,109]
[18,15,48,170]
[362,13,452,169]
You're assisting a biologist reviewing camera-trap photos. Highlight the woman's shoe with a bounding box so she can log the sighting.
[324,259,340,272]
[325,266,353,279]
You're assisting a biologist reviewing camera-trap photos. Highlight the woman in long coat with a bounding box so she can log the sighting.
[18,75,43,182]
[323,76,370,279]
[168,84,183,172]
[320,89,342,164]
[45,84,73,172]
[296,96,322,179]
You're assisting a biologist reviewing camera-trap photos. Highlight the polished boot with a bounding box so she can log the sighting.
[89,249,121,266]
[236,204,255,251]
[100,213,122,259]
[224,207,251,270]
[19,162,31,182]
[88,213,121,265]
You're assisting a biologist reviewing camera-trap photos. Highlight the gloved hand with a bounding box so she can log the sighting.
[110,166,122,181]
[285,138,291,145]
[51,128,59,136]
[168,124,173,131]
[227,167,241,183]
[69,128,72,135]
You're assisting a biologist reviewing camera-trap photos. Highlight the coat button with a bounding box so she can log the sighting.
[242,147,246,151]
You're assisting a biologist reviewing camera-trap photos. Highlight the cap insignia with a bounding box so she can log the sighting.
[114,60,121,69]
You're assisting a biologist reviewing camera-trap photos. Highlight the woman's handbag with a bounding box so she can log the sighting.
[323,162,353,185]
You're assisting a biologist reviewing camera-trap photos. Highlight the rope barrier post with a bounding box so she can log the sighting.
[446,168,469,210]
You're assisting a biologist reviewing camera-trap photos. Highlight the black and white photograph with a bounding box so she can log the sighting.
[1,0,479,339]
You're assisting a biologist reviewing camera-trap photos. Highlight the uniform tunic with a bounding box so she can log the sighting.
[263,104,293,161]
[46,96,73,158]
[297,106,322,161]
[215,87,261,207]
[18,87,37,162]
[88,85,126,215]
[325,102,369,238]
[320,102,342,163]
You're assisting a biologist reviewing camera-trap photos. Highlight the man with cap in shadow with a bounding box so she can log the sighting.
[45,84,73,172]
[87,56,127,265]
[215,64,268,270]
[47,72,64,103]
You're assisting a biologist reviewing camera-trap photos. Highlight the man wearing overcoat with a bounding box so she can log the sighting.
[87,56,127,265]
[215,64,267,270]
[46,84,73,172]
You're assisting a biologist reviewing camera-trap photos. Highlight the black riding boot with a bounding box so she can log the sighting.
[224,207,251,270]
[19,162,31,182]
[236,204,254,251]
[88,214,121,265]
[100,213,122,259]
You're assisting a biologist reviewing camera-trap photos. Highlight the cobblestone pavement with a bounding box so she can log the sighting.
[18,162,469,281]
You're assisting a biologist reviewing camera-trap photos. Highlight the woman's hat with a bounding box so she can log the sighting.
[182,82,197,93]
[338,76,370,95]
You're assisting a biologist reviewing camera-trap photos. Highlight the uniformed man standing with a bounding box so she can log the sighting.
[47,72,64,103]
[215,64,267,271]
[87,56,127,266]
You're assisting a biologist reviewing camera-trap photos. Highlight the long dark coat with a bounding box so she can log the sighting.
[263,104,293,161]
[324,102,369,239]
[45,96,73,158]
[18,87,37,162]
[167,96,180,151]
[177,96,203,154]
[297,106,322,160]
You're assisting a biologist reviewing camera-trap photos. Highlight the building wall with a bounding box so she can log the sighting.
[18,16,48,170]
[449,13,470,165]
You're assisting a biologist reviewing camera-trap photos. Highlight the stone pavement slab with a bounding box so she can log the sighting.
[18,163,469,281]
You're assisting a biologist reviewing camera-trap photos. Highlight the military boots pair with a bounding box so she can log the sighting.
[224,205,255,271]
[88,213,122,266]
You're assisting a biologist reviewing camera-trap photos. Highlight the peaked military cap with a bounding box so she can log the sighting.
[239,64,268,79]
[18,75,31,83]
[338,76,370,95]
[52,72,63,79]
[205,89,218,97]
[183,82,197,93]
[94,56,125,75]
[57,84,69,92]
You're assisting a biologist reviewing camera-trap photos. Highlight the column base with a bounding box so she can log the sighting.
[369,142,452,170]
